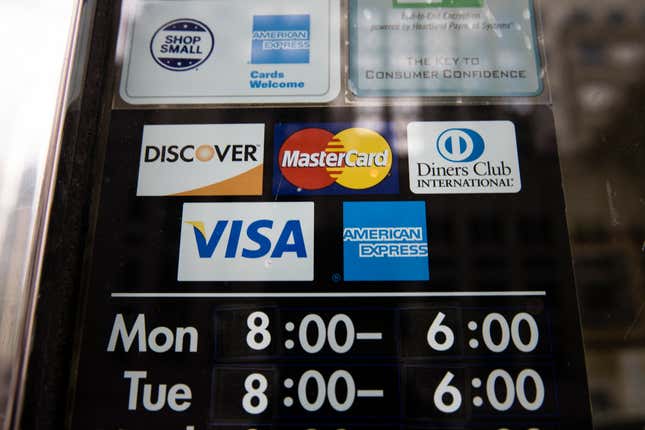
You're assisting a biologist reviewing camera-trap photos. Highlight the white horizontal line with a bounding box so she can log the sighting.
[111,291,546,299]
[356,332,383,340]
[357,389,384,398]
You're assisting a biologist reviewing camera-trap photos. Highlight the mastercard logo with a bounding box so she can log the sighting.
[278,128,394,190]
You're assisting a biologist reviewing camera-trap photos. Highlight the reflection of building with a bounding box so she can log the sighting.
[0,167,38,427]
[544,1,645,427]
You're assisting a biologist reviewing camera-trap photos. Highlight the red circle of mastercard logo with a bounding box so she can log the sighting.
[278,128,393,190]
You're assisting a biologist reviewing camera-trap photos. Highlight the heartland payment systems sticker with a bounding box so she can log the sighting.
[350,0,542,96]
[136,124,264,196]
[408,121,521,194]
[120,0,340,104]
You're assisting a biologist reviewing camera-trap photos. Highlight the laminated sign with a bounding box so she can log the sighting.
[349,0,542,96]
[66,106,592,430]
[120,0,341,104]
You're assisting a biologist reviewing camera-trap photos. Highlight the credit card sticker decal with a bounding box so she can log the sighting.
[136,124,265,196]
[273,123,399,196]
[120,0,340,104]
[349,0,542,96]
[251,14,311,64]
[408,121,521,194]
[343,201,429,281]
[178,202,314,281]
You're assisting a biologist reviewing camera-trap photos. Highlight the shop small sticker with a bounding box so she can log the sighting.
[150,19,214,71]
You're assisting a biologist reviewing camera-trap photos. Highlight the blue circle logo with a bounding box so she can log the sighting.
[436,128,485,163]
[150,19,214,71]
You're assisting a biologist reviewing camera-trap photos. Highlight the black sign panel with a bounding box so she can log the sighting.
[68,106,591,430]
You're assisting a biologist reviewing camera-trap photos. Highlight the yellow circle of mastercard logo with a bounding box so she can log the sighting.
[278,128,393,190]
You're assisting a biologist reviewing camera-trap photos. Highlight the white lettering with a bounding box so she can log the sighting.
[123,371,193,412]
[280,150,389,168]
[107,314,198,353]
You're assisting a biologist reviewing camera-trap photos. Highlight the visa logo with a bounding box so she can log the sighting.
[178,202,314,281]
[187,220,307,259]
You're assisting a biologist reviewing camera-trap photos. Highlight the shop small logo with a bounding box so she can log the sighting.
[343,201,429,282]
[251,15,310,64]
[273,124,399,196]
[150,19,214,71]
[436,128,485,163]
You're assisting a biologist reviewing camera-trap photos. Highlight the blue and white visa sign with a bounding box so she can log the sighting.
[407,121,522,194]
[120,0,340,104]
[178,203,314,281]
